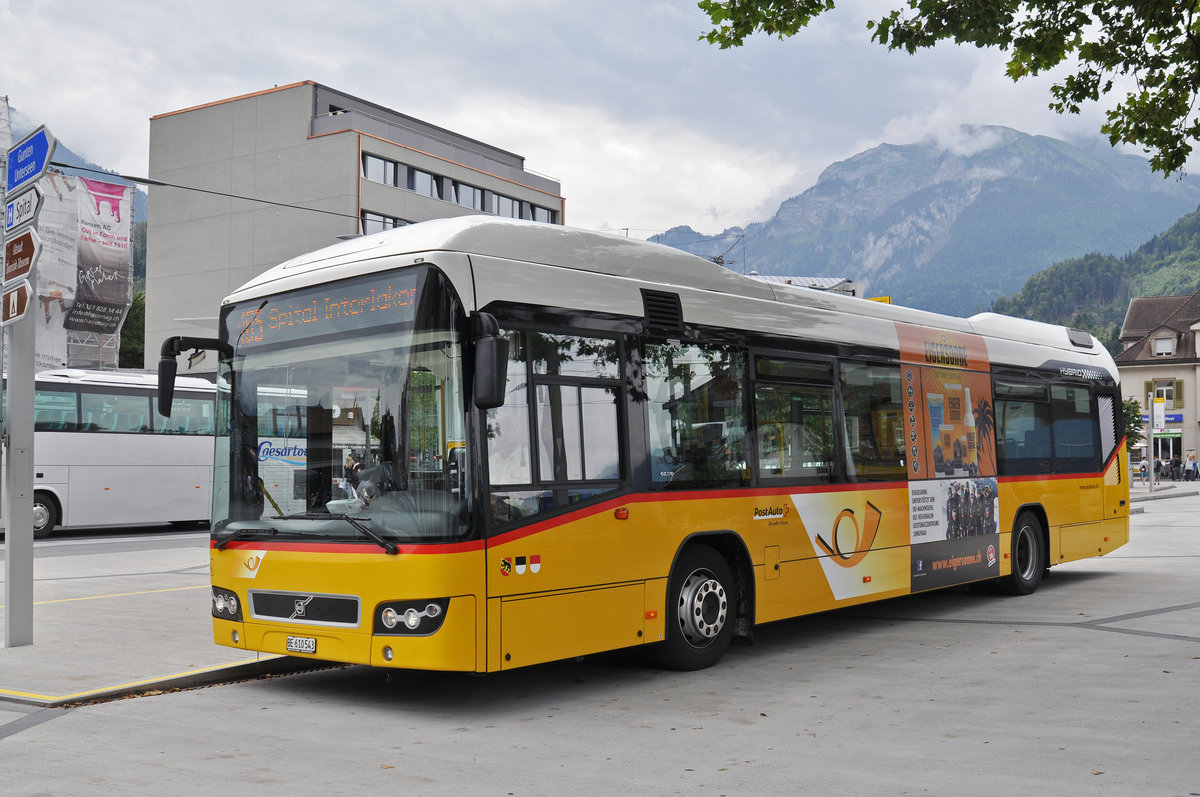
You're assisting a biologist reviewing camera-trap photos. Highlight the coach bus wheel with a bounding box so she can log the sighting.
[653,544,736,671]
[32,492,58,540]
[1001,512,1044,595]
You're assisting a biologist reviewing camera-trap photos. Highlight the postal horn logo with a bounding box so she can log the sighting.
[815,502,882,568]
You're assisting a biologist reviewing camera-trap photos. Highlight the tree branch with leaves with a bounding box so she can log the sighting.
[699,1,1200,174]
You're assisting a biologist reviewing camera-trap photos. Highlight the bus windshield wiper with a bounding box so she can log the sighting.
[275,512,399,555]
[214,526,280,550]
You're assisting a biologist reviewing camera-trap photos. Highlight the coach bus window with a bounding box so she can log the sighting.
[80,391,152,433]
[645,342,748,488]
[33,390,78,432]
[754,356,835,482]
[155,395,214,434]
[840,361,906,481]
[1050,384,1098,471]
[994,381,1053,475]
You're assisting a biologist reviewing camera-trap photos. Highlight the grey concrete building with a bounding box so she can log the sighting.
[144,81,564,369]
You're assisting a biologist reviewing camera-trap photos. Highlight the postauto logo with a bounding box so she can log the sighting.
[257,441,307,467]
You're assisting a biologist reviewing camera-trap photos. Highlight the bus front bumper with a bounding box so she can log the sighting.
[212,594,479,672]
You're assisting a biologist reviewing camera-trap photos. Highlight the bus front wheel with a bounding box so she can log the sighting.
[1001,511,1044,595]
[653,544,736,671]
[33,492,59,539]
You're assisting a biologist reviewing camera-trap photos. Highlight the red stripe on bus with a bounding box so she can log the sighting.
[211,539,486,555]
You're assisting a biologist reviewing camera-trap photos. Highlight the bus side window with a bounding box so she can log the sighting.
[839,361,907,482]
[1050,384,1098,471]
[34,389,79,432]
[644,341,748,489]
[487,329,623,526]
[994,381,1052,475]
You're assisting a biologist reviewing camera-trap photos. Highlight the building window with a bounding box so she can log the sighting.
[453,182,483,210]
[362,154,397,186]
[492,193,518,218]
[1153,337,1174,356]
[409,169,441,199]
[362,156,558,223]
[1152,379,1184,410]
[360,211,409,235]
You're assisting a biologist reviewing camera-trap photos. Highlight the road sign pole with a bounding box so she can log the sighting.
[4,313,34,647]
[3,123,54,649]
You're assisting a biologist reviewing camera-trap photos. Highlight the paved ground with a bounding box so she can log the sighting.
[0,484,1197,795]
[0,530,290,706]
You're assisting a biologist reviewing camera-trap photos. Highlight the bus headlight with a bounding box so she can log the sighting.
[374,599,448,635]
[212,586,243,621]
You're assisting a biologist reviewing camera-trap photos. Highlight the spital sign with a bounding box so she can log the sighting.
[4,227,41,284]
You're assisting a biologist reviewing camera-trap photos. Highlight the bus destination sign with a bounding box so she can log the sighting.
[228,272,420,351]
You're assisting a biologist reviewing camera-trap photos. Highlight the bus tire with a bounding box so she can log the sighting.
[33,492,59,539]
[653,544,736,671]
[1001,511,1044,595]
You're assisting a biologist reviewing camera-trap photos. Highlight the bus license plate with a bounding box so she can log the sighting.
[286,635,317,654]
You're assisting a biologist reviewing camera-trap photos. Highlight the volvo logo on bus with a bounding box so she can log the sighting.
[292,596,314,619]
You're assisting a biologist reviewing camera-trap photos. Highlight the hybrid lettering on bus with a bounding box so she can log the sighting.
[159,217,1128,672]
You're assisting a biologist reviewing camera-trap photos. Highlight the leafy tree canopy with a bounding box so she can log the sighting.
[698,1,1200,174]
[1123,397,1144,452]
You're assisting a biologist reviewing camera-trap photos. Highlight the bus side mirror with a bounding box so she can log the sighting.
[471,313,509,410]
[158,354,178,417]
[158,336,233,417]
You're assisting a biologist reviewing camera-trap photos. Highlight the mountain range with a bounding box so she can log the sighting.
[991,205,1200,353]
[653,125,1200,315]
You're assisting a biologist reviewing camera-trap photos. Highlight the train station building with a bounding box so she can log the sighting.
[143,81,564,370]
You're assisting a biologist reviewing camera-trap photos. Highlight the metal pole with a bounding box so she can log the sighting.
[1147,392,1155,494]
[3,313,34,646]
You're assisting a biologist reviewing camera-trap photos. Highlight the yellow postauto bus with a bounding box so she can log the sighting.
[158,216,1128,672]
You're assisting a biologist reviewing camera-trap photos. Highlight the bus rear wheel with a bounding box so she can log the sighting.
[33,492,59,540]
[653,544,736,671]
[1001,511,1044,595]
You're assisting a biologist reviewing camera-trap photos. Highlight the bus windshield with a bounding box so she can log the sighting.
[212,267,469,547]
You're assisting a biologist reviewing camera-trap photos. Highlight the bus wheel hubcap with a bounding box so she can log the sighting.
[32,504,49,531]
[678,570,727,647]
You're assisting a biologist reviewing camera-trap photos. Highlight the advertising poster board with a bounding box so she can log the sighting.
[896,323,1001,591]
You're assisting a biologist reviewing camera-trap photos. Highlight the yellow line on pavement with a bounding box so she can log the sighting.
[0,656,281,703]
[0,584,208,610]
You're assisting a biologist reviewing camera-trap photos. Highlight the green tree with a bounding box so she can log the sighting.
[131,220,147,282]
[699,1,1200,174]
[120,290,145,368]
[1123,397,1144,453]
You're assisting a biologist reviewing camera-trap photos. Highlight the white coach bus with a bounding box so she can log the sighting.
[1,369,215,538]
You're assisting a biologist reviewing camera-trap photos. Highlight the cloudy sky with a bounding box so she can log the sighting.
[2,0,1134,237]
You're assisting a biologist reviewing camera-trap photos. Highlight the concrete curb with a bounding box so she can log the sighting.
[2,656,332,709]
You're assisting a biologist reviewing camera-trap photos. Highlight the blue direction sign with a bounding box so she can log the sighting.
[6,125,57,194]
